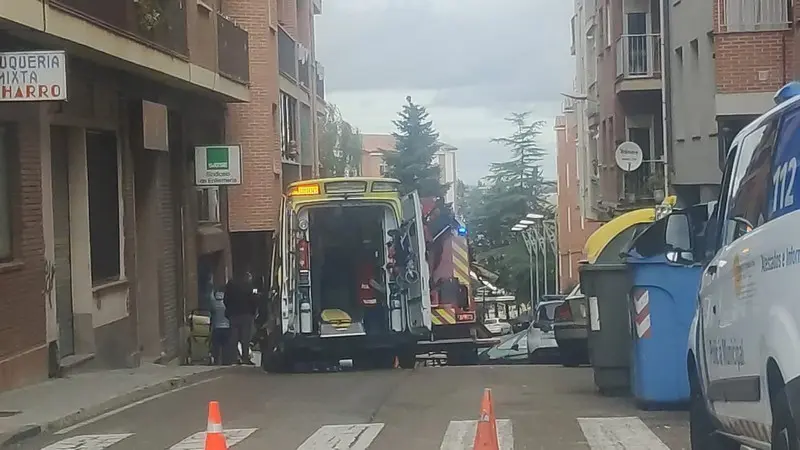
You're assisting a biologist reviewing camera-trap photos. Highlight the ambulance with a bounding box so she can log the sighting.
[257,177,431,371]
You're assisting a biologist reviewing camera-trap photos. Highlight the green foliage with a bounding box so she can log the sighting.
[384,96,449,198]
[318,104,362,177]
[462,112,556,304]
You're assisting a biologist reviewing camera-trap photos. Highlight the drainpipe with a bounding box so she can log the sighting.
[309,6,320,178]
[659,0,672,195]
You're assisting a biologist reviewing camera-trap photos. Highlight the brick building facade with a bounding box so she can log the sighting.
[225,0,325,285]
[0,0,249,391]
[554,114,601,293]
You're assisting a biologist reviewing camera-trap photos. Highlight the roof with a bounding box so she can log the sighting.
[361,133,458,155]
[361,134,397,154]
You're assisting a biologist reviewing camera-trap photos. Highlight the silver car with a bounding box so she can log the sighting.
[526,300,563,364]
[483,318,513,335]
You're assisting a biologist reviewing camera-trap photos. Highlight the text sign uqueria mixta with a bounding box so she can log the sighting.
[0,51,67,102]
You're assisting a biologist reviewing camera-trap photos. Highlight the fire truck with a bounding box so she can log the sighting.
[410,197,496,365]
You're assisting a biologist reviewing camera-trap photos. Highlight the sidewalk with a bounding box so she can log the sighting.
[0,363,228,447]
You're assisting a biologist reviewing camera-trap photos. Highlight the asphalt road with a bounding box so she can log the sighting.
[13,365,691,450]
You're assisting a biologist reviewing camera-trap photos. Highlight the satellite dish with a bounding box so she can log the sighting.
[615,141,644,172]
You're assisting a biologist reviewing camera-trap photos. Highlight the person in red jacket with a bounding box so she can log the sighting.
[356,246,386,334]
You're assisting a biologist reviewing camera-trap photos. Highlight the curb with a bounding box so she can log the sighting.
[0,366,229,448]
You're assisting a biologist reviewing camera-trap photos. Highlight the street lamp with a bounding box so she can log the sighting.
[512,216,542,312]
[526,213,544,220]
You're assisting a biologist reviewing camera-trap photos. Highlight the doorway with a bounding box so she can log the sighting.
[51,126,74,357]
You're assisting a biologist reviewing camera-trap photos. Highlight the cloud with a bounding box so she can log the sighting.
[315,0,574,105]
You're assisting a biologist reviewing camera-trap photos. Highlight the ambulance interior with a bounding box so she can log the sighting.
[308,204,391,335]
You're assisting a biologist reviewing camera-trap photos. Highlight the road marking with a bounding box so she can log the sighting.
[297,423,385,450]
[41,433,133,450]
[55,376,223,435]
[439,419,513,450]
[578,417,670,449]
[169,428,257,449]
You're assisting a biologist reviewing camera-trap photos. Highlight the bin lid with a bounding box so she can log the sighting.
[584,208,655,263]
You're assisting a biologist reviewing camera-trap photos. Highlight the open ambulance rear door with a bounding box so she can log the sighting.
[401,191,432,336]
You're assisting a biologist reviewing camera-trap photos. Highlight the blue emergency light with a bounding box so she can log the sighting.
[775,81,800,104]
[457,226,467,236]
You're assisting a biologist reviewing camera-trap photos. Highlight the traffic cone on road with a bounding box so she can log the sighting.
[204,401,228,450]
[473,388,499,450]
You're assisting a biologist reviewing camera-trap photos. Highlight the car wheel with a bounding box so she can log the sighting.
[689,380,738,449]
[772,385,800,450]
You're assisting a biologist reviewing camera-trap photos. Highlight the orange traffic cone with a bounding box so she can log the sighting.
[473,388,499,450]
[204,401,228,450]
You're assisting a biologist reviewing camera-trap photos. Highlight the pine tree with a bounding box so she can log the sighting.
[384,96,449,198]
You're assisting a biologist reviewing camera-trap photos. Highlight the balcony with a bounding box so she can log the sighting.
[217,13,249,84]
[51,0,188,56]
[615,34,662,92]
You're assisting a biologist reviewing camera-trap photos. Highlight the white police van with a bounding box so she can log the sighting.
[674,82,800,450]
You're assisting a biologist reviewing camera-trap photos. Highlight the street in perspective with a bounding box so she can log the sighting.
[1,0,799,449]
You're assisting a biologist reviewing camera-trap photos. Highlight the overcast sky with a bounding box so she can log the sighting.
[315,0,574,184]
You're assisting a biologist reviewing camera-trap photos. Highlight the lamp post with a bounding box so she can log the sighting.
[513,213,544,310]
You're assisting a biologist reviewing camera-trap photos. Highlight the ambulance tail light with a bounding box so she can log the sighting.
[297,239,309,269]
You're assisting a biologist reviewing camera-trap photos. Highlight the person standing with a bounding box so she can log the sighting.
[209,287,232,365]
[224,271,257,365]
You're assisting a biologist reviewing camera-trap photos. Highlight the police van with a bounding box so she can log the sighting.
[667,82,800,450]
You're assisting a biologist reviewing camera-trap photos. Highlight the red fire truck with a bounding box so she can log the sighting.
[413,198,496,365]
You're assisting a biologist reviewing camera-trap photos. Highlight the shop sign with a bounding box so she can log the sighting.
[0,51,67,102]
[195,145,242,186]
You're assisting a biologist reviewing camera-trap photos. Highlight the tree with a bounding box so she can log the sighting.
[318,104,362,177]
[462,112,556,305]
[384,96,448,198]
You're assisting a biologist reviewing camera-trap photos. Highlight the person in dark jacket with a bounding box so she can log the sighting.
[224,271,257,365]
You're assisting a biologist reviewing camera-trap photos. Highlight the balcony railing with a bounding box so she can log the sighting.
[217,13,249,83]
[315,61,325,100]
[51,0,188,56]
[719,0,789,32]
[278,27,297,79]
[615,34,661,79]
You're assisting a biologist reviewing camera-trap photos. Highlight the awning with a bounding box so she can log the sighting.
[584,208,655,264]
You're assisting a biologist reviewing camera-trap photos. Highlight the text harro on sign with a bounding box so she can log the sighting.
[0,51,68,102]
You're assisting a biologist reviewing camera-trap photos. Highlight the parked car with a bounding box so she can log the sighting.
[526,299,562,364]
[682,82,800,450]
[553,285,590,367]
[483,318,513,336]
[478,331,528,364]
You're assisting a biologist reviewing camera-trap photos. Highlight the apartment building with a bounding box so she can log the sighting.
[225,0,325,286]
[570,0,667,220]
[0,0,249,390]
[360,133,459,209]
[667,0,796,205]
[554,114,602,293]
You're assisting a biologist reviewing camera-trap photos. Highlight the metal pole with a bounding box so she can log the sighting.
[521,232,535,312]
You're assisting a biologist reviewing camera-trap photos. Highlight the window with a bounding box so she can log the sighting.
[605,1,612,47]
[722,0,789,32]
[379,160,388,176]
[567,208,572,233]
[280,92,298,161]
[723,120,778,245]
[0,126,13,261]
[566,163,570,187]
[197,186,221,223]
[86,130,121,284]
[769,107,800,220]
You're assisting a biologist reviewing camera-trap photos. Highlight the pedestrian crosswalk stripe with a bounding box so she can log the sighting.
[578,417,671,449]
[169,428,257,449]
[41,433,133,450]
[440,419,513,450]
[38,417,678,449]
[296,423,385,450]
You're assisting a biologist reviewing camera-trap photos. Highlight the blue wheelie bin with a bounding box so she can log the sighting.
[626,230,703,409]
